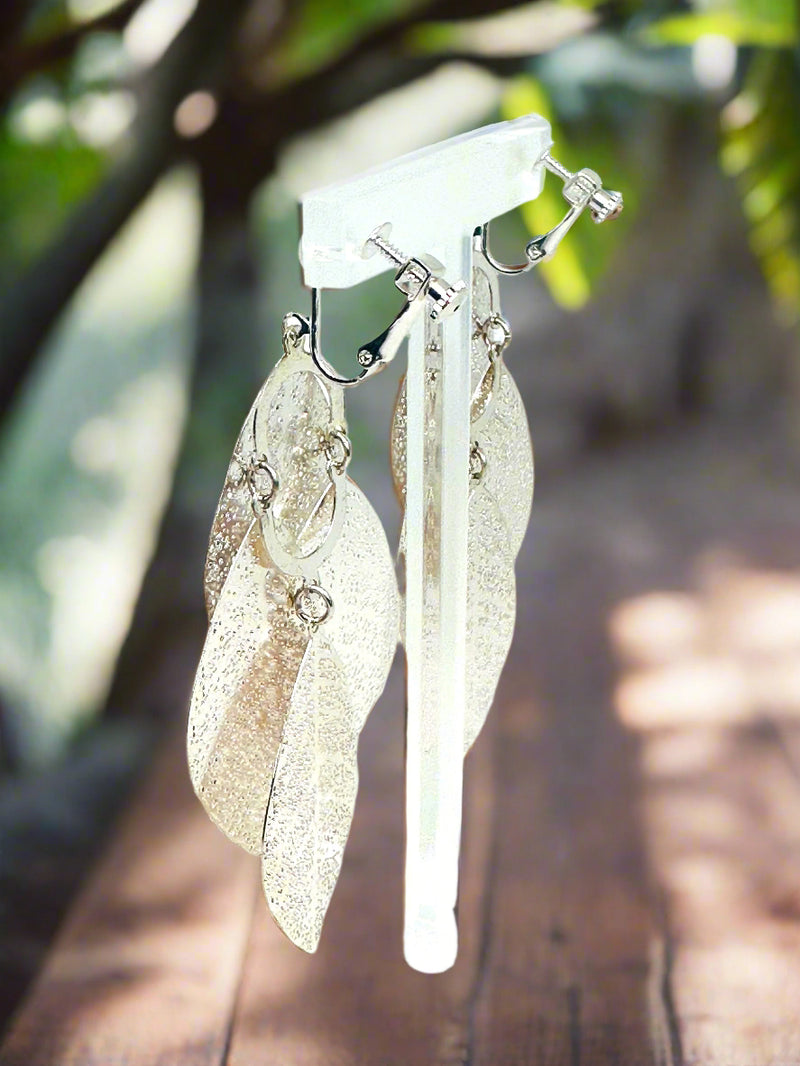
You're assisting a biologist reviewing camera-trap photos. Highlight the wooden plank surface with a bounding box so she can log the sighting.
[0,732,258,1066]
[4,417,800,1065]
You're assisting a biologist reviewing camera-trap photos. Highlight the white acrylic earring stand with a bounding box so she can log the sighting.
[300,114,552,973]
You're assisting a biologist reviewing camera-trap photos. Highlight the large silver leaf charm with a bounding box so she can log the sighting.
[189,478,397,898]
[262,480,398,952]
[463,489,517,751]
[390,262,533,752]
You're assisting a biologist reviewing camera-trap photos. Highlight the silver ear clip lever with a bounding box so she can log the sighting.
[311,224,467,387]
[479,149,623,276]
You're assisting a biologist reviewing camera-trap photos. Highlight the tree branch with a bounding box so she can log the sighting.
[0,2,30,51]
[0,0,144,109]
[192,0,537,210]
[0,0,254,415]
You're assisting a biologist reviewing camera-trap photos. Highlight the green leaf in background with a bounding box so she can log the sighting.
[23,0,129,40]
[21,0,73,42]
[501,76,638,309]
[645,0,797,47]
[0,128,104,283]
[409,2,598,58]
[265,0,423,86]
[502,78,590,309]
[720,49,800,323]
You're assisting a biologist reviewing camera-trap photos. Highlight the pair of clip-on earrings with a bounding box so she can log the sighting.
[188,131,622,967]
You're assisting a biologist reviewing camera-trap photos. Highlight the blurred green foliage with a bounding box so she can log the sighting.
[721,51,800,323]
[501,75,641,308]
[642,0,800,324]
[2,0,800,764]
[645,1,797,47]
[0,128,103,282]
[269,0,420,84]
[0,172,197,765]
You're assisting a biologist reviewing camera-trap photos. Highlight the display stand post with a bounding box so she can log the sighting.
[300,114,552,973]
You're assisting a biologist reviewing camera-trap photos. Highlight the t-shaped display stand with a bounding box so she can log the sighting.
[300,114,552,973]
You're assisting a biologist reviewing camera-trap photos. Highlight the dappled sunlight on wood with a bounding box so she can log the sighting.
[610,592,706,666]
[709,568,800,655]
[610,553,800,1062]
[639,723,730,776]
[616,656,749,728]
[612,557,800,729]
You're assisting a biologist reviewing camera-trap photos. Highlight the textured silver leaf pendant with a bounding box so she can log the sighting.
[189,519,309,852]
[469,261,534,557]
[188,315,398,952]
[390,260,533,751]
[262,479,397,951]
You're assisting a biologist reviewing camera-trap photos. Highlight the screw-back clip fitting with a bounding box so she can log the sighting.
[526,151,623,265]
[309,225,466,388]
[541,151,623,223]
[356,224,466,373]
[477,148,623,276]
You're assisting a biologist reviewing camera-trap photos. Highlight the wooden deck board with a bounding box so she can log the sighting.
[660,719,800,1064]
[470,522,660,1066]
[4,418,800,1064]
[0,734,258,1066]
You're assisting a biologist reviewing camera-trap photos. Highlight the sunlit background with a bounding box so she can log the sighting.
[1,0,799,1039]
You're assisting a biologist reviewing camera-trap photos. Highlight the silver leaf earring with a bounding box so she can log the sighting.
[188,312,399,953]
[390,240,534,753]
